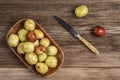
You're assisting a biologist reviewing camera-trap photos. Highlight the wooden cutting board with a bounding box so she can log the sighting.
[0,0,120,80]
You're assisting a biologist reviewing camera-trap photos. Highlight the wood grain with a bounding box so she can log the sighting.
[0,0,120,79]
[0,68,120,80]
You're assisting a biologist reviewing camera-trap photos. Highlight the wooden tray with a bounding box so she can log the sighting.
[6,18,64,77]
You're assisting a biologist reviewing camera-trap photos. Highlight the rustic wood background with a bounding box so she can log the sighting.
[0,0,120,80]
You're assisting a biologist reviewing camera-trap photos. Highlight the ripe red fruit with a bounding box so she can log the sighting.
[27,31,37,42]
[37,45,46,52]
[93,26,106,37]
[35,45,47,54]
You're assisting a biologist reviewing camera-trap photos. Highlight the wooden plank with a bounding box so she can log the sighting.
[0,68,120,80]
[0,0,120,80]
[0,0,120,68]
[1,51,120,68]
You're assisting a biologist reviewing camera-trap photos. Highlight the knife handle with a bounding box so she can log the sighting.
[78,36,99,54]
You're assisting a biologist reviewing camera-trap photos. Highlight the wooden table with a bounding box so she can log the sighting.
[0,0,120,80]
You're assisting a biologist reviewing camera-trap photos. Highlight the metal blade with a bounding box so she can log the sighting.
[53,16,79,38]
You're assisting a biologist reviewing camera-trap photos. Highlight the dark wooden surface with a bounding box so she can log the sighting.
[0,0,120,80]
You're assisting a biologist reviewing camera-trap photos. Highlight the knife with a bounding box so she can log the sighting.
[53,16,99,54]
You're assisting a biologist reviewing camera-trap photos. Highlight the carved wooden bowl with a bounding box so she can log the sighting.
[6,19,64,77]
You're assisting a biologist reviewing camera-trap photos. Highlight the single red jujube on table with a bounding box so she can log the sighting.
[93,26,106,37]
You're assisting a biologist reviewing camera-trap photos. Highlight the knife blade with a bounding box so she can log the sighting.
[53,16,79,38]
[53,16,99,54]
